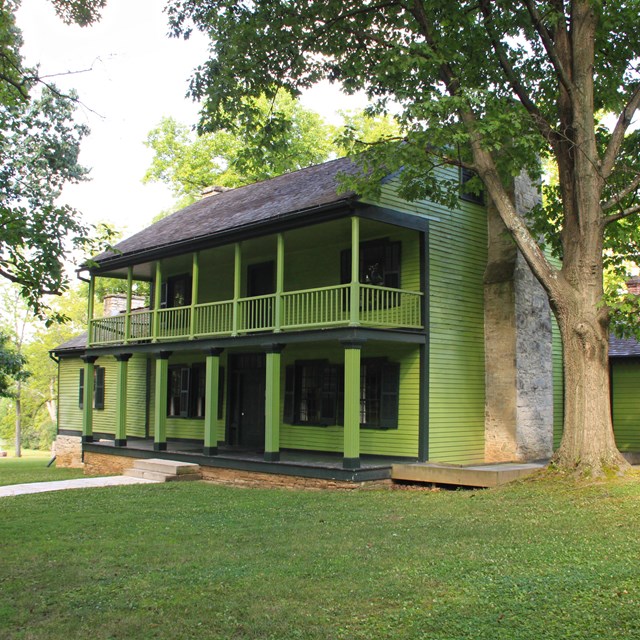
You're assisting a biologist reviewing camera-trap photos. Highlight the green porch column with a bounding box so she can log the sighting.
[264,344,285,462]
[349,216,360,327]
[204,348,223,456]
[153,351,172,451]
[114,353,132,447]
[124,267,133,343]
[342,341,363,469]
[189,252,199,339]
[232,243,242,336]
[274,233,284,332]
[86,275,95,347]
[152,260,162,342]
[81,355,98,443]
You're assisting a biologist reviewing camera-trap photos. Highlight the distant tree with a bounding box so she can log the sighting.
[0,2,111,319]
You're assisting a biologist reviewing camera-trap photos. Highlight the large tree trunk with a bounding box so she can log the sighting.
[552,288,629,475]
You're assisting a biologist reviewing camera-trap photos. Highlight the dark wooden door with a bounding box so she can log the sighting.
[228,354,265,450]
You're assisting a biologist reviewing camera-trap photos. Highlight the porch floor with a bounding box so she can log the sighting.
[392,461,547,488]
[85,438,410,483]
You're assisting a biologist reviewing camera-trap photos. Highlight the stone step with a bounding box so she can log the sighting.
[125,468,201,482]
[132,458,201,476]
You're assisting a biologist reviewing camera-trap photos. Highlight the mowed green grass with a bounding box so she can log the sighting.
[1,473,639,639]
[0,451,85,487]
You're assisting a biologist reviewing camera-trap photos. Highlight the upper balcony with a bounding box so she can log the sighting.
[86,216,425,348]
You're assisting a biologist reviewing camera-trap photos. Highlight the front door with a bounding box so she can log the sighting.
[228,353,266,450]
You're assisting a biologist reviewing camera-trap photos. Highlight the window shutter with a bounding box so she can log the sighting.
[217,367,225,420]
[78,368,84,409]
[336,365,344,426]
[283,365,295,423]
[160,282,168,309]
[384,241,401,289]
[380,362,400,429]
[94,367,105,410]
[340,248,352,284]
[179,367,190,417]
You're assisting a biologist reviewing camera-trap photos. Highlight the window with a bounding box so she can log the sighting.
[160,273,192,309]
[78,366,106,410]
[284,358,400,429]
[341,238,401,289]
[460,167,484,204]
[167,363,224,419]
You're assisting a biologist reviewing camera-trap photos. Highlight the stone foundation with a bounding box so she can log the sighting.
[53,434,84,468]
[83,451,135,476]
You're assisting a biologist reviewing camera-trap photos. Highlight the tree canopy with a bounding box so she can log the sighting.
[0,1,110,319]
[166,0,640,474]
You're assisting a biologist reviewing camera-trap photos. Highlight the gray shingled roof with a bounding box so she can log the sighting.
[94,157,358,264]
[609,335,640,358]
[52,332,87,354]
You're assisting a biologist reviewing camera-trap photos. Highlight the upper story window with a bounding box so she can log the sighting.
[460,167,484,205]
[340,238,401,289]
[160,273,192,309]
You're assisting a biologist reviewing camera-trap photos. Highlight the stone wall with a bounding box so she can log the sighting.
[484,173,554,462]
[53,434,84,468]
[83,451,135,476]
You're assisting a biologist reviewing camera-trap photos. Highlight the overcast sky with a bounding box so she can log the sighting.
[16,0,366,239]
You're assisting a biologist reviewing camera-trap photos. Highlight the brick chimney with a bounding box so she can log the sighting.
[103,294,146,316]
[626,276,640,296]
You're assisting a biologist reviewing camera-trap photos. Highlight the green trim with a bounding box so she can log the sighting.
[152,261,162,341]
[87,275,95,347]
[232,243,241,336]
[265,349,282,456]
[343,343,362,466]
[153,356,169,447]
[349,216,360,327]
[190,252,199,339]
[125,267,133,342]
[418,229,429,462]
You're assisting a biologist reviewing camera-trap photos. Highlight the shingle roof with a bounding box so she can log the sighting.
[609,335,640,358]
[94,157,359,265]
[52,332,87,354]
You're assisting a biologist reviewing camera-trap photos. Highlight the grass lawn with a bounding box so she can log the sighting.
[0,450,85,487]
[1,473,639,639]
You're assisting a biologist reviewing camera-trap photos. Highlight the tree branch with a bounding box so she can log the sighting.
[601,171,640,211]
[603,202,640,226]
[600,83,640,179]
[522,0,576,99]
[478,0,560,151]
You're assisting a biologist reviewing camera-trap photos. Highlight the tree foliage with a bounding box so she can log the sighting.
[166,0,640,474]
[0,1,110,319]
[0,331,26,398]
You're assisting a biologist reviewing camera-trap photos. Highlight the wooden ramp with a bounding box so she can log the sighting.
[392,461,546,488]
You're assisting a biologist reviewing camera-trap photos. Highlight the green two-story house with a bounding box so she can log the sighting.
[53,157,561,481]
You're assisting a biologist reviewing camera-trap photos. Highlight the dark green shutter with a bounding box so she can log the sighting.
[94,366,105,410]
[78,368,84,409]
[336,365,345,425]
[319,365,339,426]
[283,365,295,423]
[384,241,401,289]
[179,367,190,417]
[218,367,225,420]
[380,362,400,429]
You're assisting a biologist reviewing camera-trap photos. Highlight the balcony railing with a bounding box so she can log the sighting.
[88,284,423,346]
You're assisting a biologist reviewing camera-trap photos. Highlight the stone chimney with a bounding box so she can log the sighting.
[103,294,146,317]
[626,276,640,296]
[201,185,231,199]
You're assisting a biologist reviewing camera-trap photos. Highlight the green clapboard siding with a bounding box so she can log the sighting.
[148,353,226,442]
[280,342,420,458]
[552,315,564,449]
[58,355,148,437]
[612,360,640,451]
[376,171,487,464]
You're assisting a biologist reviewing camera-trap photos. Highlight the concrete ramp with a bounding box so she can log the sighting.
[392,461,546,488]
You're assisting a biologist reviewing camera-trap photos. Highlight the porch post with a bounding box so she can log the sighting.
[81,355,98,443]
[153,351,171,451]
[274,233,284,332]
[114,353,132,447]
[152,260,162,342]
[204,348,223,455]
[190,252,199,339]
[349,216,360,326]
[125,266,133,343]
[232,243,241,336]
[86,275,95,347]
[342,341,363,469]
[264,344,285,462]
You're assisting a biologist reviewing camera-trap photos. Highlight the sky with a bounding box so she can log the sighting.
[15,0,367,239]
